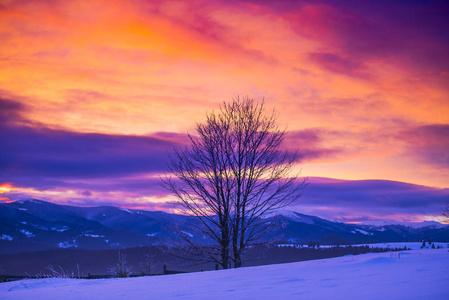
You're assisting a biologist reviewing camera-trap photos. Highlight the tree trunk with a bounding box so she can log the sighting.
[221,225,230,269]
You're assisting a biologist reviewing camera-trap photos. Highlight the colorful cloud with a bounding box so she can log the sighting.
[0,0,448,222]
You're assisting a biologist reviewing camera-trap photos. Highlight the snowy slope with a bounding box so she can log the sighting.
[1,249,448,300]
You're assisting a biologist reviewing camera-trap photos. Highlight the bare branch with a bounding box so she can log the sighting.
[163,96,305,268]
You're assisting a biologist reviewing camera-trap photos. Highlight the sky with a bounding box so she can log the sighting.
[0,0,448,223]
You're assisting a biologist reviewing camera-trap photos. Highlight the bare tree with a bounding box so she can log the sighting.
[113,250,130,278]
[140,250,154,275]
[165,97,303,268]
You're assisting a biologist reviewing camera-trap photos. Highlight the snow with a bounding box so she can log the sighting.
[353,242,449,250]
[181,231,194,238]
[276,243,329,249]
[267,210,316,224]
[16,199,43,205]
[83,233,104,238]
[351,228,373,235]
[364,220,448,228]
[19,229,35,238]
[51,226,69,232]
[275,242,449,250]
[32,224,49,231]
[1,249,448,300]
[0,234,13,241]
[57,240,78,248]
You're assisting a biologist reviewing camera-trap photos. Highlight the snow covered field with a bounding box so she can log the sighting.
[276,241,449,249]
[1,248,448,300]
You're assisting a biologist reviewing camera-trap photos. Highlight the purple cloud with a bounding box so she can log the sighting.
[0,98,339,192]
[284,129,344,162]
[2,97,447,222]
[249,0,449,83]
[0,96,25,124]
[292,177,449,222]
[399,124,449,169]
[309,52,370,79]
[0,97,185,181]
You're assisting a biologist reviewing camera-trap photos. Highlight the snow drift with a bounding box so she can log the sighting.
[0,248,448,300]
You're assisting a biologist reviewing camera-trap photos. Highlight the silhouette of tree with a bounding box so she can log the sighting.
[165,97,304,268]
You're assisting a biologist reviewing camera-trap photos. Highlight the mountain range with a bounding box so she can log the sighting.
[1,199,448,254]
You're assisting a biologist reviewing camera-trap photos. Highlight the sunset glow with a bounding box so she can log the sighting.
[1,0,448,222]
[0,182,13,193]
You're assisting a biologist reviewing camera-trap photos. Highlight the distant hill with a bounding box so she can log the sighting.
[1,199,448,254]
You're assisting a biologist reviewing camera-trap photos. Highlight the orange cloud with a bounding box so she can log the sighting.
[0,182,13,193]
[0,182,14,202]
[0,0,448,189]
